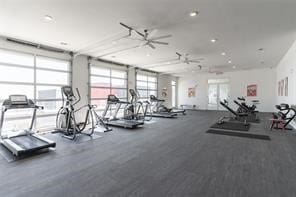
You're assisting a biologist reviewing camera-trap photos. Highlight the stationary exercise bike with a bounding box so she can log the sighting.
[55,86,111,140]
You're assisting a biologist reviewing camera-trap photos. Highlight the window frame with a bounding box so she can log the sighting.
[136,71,158,100]
[0,48,72,131]
[89,63,128,113]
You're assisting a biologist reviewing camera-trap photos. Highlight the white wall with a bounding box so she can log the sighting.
[275,40,296,105]
[178,68,276,112]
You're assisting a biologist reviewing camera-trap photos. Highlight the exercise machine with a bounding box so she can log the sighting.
[102,94,144,128]
[129,89,152,121]
[150,95,186,115]
[218,100,249,125]
[233,99,259,121]
[149,95,178,118]
[270,103,296,130]
[236,97,259,113]
[0,95,56,156]
[55,86,110,140]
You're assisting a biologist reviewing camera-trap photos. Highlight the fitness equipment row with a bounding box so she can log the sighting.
[0,86,186,157]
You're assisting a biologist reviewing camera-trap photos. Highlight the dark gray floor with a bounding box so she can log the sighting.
[1,110,296,197]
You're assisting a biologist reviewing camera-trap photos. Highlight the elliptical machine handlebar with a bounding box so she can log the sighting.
[72,88,81,106]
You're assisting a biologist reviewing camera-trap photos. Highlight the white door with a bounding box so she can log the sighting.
[208,83,229,110]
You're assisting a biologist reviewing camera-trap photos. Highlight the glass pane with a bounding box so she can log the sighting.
[112,70,127,78]
[91,88,110,99]
[137,74,147,81]
[111,88,127,98]
[91,76,110,87]
[91,67,110,76]
[0,64,34,83]
[36,116,56,131]
[36,69,69,85]
[137,81,147,89]
[0,84,34,101]
[2,117,32,134]
[37,100,62,115]
[36,57,69,71]
[0,49,34,66]
[172,85,176,107]
[112,78,126,88]
[148,90,157,97]
[148,82,157,90]
[91,99,107,110]
[148,76,157,82]
[137,90,148,98]
[208,78,229,84]
[36,86,62,100]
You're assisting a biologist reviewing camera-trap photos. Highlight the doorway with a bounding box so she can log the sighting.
[208,79,229,110]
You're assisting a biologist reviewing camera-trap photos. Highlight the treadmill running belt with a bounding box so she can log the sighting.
[10,136,48,150]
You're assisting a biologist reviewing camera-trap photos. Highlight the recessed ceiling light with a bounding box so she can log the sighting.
[228,60,232,64]
[221,52,226,56]
[211,38,218,43]
[44,15,53,21]
[232,65,236,69]
[167,62,171,64]
[189,11,198,17]
[60,42,67,45]
[146,54,151,57]
[112,41,117,45]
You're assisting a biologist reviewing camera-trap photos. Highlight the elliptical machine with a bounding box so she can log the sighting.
[129,89,152,121]
[55,86,110,140]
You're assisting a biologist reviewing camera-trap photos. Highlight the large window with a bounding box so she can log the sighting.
[90,65,128,115]
[172,80,176,107]
[0,49,71,132]
[136,71,158,100]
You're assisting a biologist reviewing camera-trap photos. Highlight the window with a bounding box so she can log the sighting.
[136,71,158,100]
[172,81,176,107]
[0,49,71,132]
[90,65,128,116]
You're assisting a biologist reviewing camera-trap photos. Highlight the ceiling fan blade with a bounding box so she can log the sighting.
[147,29,158,39]
[149,41,169,45]
[148,43,156,49]
[150,34,172,41]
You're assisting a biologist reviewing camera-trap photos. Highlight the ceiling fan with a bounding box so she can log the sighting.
[120,22,172,49]
[176,52,204,64]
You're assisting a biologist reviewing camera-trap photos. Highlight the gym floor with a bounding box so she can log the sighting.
[0,110,295,197]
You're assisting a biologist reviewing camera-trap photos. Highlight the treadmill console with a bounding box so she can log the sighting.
[9,95,28,105]
[2,95,35,108]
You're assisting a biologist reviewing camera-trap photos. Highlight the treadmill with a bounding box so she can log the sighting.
[149,95,178,118]
[0,95,56,156]
[102,95,144,129]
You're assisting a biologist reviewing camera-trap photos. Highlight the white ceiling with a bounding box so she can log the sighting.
[0,0,296,76]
